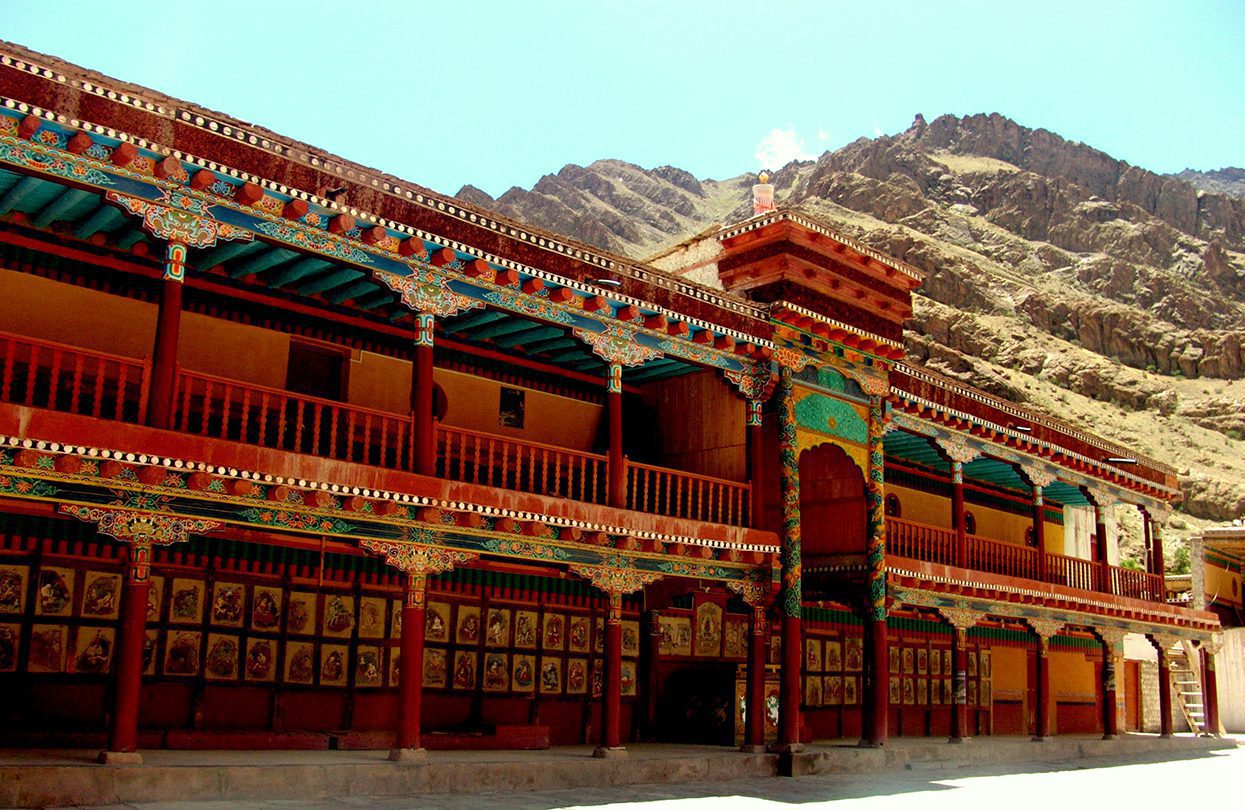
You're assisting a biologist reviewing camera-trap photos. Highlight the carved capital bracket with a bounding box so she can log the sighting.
[935,435,981,466]
[726,571,775,608]
[1093,626,1128,649]
[1084,486,1119,510]
[1148,632,1182,653]
[570,555,662,598]
[724,361,777,402]
[1020,464,1059,490]
[59,503,222,582]
[107,189,253,281]
[359,537,477,578]
[574,323,662,367]
[1026,618,1065,640]
[937,607,983,631]
[374,267,483,318]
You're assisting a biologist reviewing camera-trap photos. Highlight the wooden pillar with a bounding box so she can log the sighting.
[411,313,437,477]
[1033,636,1052,741]
[1155,642,1173,738]
[641,609,661,741]
[607,363,626,509]
[1092,498,1111,594]
[1141,507,1154,575]
[863,615,888,747]
[863,397,889,748]
[146,242,187,430]
[594,591,625,758]
[949,626,969,743]
[1151,515,1167,582]
[775,367,803,753]
[747,399,764,529]
[101,540,153,763]
[1031,485,1047,582]
[1101,638,1119,739]
[1201,646,1219,736]
[951,460,967,568]
[391,571,428,761]
[743,602,769,752]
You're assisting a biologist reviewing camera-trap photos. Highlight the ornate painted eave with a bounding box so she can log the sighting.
[771,301,906,362]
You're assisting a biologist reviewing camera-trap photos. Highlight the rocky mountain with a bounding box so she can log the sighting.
[455,114,1245,562]
[1175,167,1245,200]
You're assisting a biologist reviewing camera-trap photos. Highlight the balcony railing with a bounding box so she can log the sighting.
[886,517,1165,603]
[0,332,748,527]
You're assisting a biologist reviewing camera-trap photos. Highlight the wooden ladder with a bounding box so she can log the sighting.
[1168,642,1206,734]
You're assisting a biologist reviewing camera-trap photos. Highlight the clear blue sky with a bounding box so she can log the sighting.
[4,1,1242,198]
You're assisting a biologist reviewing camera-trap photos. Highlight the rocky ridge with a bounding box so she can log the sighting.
[456,114,1245,561]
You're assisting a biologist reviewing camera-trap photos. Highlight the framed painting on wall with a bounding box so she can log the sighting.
[901,646,914,675]
[968,651,978,678]
[823,675,840,706]
[455,605,481,646]
[888,676,900,705]
[888,645,899,674]
[210,582,246,627]
[805,675,822,707]
[168,578,204,625]
[355,646,384,687]
[825,639,842,672]
[693,602,722,657]
[357,597,387,640]
[28,624,66,672]
[485,607,511,648]
[566,658,588,694]
[511,654,536,693]
[204,633,240,680]
[843,675,858,706]
[251,586,282,633]
[286,592,316,636]
[390,600,403,639]
[319,644,348,686]
[244,638,276,682]
[659,615,692,657]
[844,636,862,672]
[163,630,201,676]
[423,648,448,689]
[452,650,477,690]
[0,624,20,672]
[916,647,928,675]
[35,567,74,617]
[514,610,538,649]
[322,595,355,638]
[539,657,562,694]
[723,616,747,658]
[543,612,566,651]
[425,602,450,643]
[930,645,943,676]
[0,565,27,614]
[483,653,510,692]
[142,629,158,675]
[622,620,641,657]
[620,660,637,697]
[568,615,590,653]
[81,571,120,620]
[284,641,315,684]
[146,577,163,623]
[70,626,114,674]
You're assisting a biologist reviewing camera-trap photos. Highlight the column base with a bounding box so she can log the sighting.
[856,740,884,749]
[1159,733,1173,739]
[768,742,805,754]
[948,736,969,744]
[97,750,143,765]
[1031,736,1053,743]
[738,744,768,753]
[592,746,628,760]
[1101,734,1118,740]
[388,747,428,763]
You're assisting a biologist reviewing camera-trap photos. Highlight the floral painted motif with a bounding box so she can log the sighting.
[254,219,375,264]
[778,368,802,618]
[239,508,354,535]
[359,537,477,576]
[865,397,888,622]
[107,189,253,256]
[480,287,577,325]
[374,268,482,318]
[58,504,221,547]
[0,137,115,187]
[575,323,662,367]
[724,362,777,401]
[480,537,570,561]
[569,555,661,596]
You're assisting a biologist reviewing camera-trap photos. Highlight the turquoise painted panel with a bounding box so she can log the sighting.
[794,392,868,445]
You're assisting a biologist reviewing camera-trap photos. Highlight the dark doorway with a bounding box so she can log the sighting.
[286,340,348,401]
[656,663,736,744]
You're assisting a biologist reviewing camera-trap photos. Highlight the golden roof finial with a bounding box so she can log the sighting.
[758,171,770,184]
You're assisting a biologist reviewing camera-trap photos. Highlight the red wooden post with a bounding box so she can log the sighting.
[1155,642,1173,738]
[1033,636,1052,741]
[100,540,153,763]
[778,613,802,749]
[391,571,428,761]
[594,591,626,758]
[866,617,889,747]
[146,251,185,430]
[642,610,661,740]
[950,626,969,743]
[1031,486,1047,582]
[607,363,626,509]
[743,602,769,751]
[747,399,764,529]
[412,313,437,477]
[951,461,967,568]
[1201,646,1219,736]
[1151,514,1167,583]
[1101,638,1119,739]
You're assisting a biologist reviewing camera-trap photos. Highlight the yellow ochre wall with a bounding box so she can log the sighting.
[1204,560,1242,608]
[639,369,746,481]
[886,483,1064,552]
[1,270,604,450]
[990,646,1027,704]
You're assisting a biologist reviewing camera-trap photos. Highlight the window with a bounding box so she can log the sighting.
[286,340,349,401]
[885,494,902,518]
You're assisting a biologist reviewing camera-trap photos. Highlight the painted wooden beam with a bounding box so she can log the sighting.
[230,247,299,279]
[0,176,42,215]
[352,291,396,311]
[492,325,565,348]
[199,240,264,270]
[522,336,579,354]
[268,257,333,288]
[116,228,146,250]
[298,267,365,296]
[463,317,541,342]
[73,203,123,239]
[326,279,379,304]
[33,187,94,228]
[444,310,508,333]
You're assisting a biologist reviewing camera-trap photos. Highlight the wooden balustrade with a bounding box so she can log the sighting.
[1111,565,1164,602]
[1046,551,1099,592]
[626,461,750,527]
[436,425,605,505]
[0,331,148,423]
[967,534,1038,581]
[174,371,412,470]
[886,518,953,565]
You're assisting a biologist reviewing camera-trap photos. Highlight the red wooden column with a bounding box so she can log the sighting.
[863,398,889,749]
[1152,637,1173,738]
[1201,644,1220,736]
[1099,631,1121,739]
[102,538,154,763]
[742,597,770,752]
[391,570,429,761]
[943,609,979,744]
[747,399,765,528]
[598,591,625,756]
[1151,512,1167,582]
[606,363,626,509]
[1085,489,1112,594]
[775,368,803,753]
[411,313,437,477]
[1029,620,1061,742]
[951,461,967,567]
[640,609,661,740]
[863,611,889,747]
[146,241,187,430]
[1140,507,1154,575]
[1030,485,1047,582]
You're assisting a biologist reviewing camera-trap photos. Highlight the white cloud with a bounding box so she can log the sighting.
[817,128,830,142]
[754,126,814,170]
[873,120,884,137]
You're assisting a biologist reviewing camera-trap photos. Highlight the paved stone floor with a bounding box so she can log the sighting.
[69,736,1243,810]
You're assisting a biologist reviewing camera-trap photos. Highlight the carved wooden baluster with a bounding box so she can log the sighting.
[22,344,39,405]
[46,347,64,410]
[69,354,85,412]
[310,401,323,456]
[0,338,15,403]
[114,363,132,421]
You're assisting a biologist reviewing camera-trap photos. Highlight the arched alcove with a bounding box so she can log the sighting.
[799,442,867,556]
